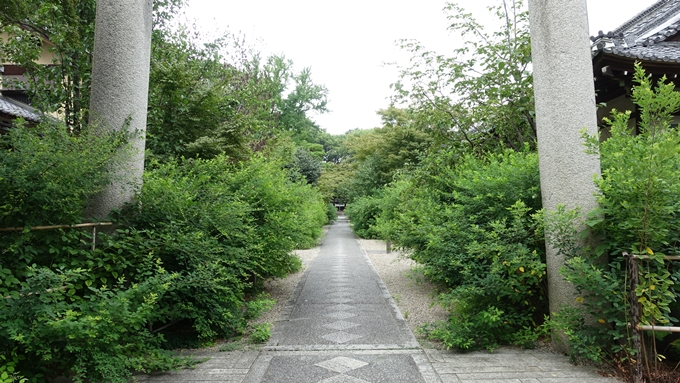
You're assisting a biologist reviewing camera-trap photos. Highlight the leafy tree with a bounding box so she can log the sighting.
[318,132,350,164]
[146,29,330,161]
[392,0,534,153]
[317,161,353,203]
[262,56,329,146]
[343,108,433,200]
[146,26,254,160]
[0,0,185,132]
[290,147,322,184]
[0,0,96,131]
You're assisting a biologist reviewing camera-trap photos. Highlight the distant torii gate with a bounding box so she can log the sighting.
[528,0,602,347]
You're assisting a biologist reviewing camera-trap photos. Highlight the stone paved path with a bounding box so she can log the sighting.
[137,216,622,383]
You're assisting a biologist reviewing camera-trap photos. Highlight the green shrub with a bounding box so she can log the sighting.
[0,123,189,381]
[1,268,182,383]
[326,202,338,223]
[547,64,680,366]
[0,348,26,383]
[0,228,185,382]
[379,148,546,350]
[0,121,127,227]
[127,154,325,341]
[0,124,326,380]
[250,323,271,343]
[244,294,276,320]
[345,194,383,239]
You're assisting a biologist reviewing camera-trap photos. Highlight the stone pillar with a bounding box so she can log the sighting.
[87,0,153,219]
[527,0,601,330]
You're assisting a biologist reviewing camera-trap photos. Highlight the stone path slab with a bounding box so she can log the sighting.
[244,350,439,383]
[265,216,417,351]
[425,348,620,383]
[135,350,258,382]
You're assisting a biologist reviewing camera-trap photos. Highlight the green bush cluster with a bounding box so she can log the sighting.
[547,64,680,366]
[0,122,127,227]
[345,194,383,239]
[0,124,180,382]
[126,155,326,341]
[347,148,546,350]
[0,124,327,382]
[325,202,338,223]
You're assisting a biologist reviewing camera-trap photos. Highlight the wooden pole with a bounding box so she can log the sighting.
[0,222,113,232]
[627,252,644,383]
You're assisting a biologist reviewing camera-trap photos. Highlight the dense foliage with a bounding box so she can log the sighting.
[391,0,534,153]
[0,124,179,382]
[147,27,330,161]
[126,154,326,341]
[0,125,328,382]
[0,122,127,227]
[329,108,434,206]
[546,65,680,374]
[372,149,546,350]
[343,1,542,351]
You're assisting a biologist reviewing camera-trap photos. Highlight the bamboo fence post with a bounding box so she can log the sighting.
[627,252,644,383]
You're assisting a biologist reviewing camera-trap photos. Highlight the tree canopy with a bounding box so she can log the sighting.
[391,0,534,153]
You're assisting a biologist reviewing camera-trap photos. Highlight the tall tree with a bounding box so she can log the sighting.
[146,27,255,160]
[0,0,96,130]
[392,0,534,153]
[146,33,330,161]
[0,0,185,132]
[342,108,433,200]
[263,56,329,146]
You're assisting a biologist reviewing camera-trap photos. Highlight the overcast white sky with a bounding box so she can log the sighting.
[184,0,658,135]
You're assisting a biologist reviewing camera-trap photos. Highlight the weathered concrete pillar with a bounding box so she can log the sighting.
[87,0,153,219]
[527,0,601,332]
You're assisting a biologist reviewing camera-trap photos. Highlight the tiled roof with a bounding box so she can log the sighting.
[0,94,42,122]
[591,0,680,63]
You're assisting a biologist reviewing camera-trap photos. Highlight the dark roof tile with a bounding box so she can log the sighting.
[592,0,680,63]
[0,95,42,122]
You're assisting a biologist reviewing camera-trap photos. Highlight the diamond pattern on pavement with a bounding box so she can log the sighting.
[329,289,354,296]
[326,303,354,311]
[322,331,363,344]
[317,375,370,383]
[329,297,352,304]
[324,320,360,331]
[315,356,369,373]
[328,291,352,298]
[325,311,356,319]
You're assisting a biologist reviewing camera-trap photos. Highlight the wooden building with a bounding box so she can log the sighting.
[591,0,680,135]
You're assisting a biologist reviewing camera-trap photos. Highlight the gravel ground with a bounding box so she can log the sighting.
[250,244,322,328]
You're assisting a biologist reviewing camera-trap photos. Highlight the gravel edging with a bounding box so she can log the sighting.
[249,246,321,328]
